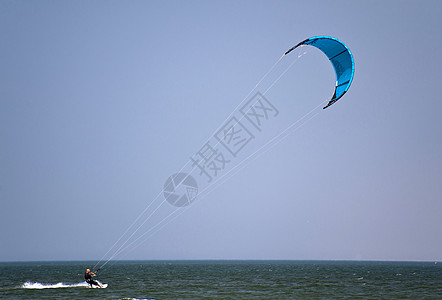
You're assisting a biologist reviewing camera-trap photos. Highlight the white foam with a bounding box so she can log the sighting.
[22,281,107,289]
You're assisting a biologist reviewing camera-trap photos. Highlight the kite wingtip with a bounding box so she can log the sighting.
[323,99,339,109]
[323,102,332,109]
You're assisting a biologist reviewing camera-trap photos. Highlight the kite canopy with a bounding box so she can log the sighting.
[285,36,355,109]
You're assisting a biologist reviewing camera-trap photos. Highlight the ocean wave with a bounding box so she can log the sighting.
[22,281,106,289]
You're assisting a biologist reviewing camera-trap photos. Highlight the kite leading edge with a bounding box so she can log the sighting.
[285,36,355,109]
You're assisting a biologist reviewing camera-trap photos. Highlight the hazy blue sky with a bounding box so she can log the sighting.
[1,0,441,262]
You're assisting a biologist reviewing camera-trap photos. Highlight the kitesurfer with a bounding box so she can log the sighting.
[84,269,102,288]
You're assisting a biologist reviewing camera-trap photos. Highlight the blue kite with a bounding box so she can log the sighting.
[285,36,355,109]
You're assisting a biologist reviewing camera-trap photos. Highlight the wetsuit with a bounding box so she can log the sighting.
[84,271,99,287]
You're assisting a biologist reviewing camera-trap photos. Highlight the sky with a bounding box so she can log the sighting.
[1,0,441,262]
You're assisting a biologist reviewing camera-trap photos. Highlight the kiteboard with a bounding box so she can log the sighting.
[86,282,108,288]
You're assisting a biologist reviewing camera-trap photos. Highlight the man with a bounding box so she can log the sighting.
[84,269,102,288]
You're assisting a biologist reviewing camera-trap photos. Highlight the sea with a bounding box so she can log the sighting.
[0,260,441,299]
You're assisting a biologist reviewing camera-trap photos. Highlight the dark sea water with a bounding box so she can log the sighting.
[0,260,441,299]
